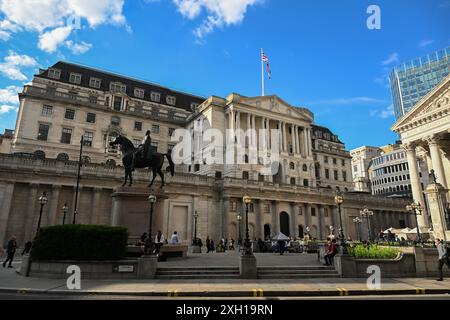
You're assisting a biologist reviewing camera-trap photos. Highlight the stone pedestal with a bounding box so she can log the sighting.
[111,187,169,241]
[334,254,356,278]
[190,245,201,254]
[425,183,449,241]
[137,255,158,279]
[18,254,31,277]
[239,254,257,279]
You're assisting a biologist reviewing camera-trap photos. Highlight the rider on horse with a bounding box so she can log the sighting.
[131,130,152,171]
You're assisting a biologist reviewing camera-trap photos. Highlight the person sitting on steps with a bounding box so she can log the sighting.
[131,130,152,171]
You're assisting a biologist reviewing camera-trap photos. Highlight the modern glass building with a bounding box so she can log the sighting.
[389,47,449,119]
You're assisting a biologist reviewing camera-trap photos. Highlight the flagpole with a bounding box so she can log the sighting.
[261,48,265,96]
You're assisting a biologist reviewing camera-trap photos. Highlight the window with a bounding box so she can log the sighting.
[83,132,93,147]
[242,171,249,180]
[166,95,176,105]
[289,162,295,170]
[290,177,296,185]
[69,73,82,84]
[48,68,61,79]
[151,141,158,153]
[113,96,122,111]
[134,121,142,131]
[341,159,345,166]
[60,128,72,144]
[325,169,330,179]
[303,179,309,187]
[311,208,316,216]
[65,109,75,120]
[169,127,175,137]
[324,156,329,163]
[37,124,50,141]
[42,105,53,116]
[298,207,303,215]
[151,92,160,102]
[110,82,126,93]
[89,77,101,89]
[334,170,338,180]
[134,88,145,99]
[249,203,254,212]
[342,171,347,182]
[89,96,97,104]
[264,204,271,214]
[194,164,200,172]
[231,201,237,212]
[333,158,337,165]
[302,164,308,172]
[86,113,96,123]
[215,171,222,179]
[151,125,160,134]
[111,116,120,126]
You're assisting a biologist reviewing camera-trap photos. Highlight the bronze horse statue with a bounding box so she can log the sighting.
[109,135,174,188]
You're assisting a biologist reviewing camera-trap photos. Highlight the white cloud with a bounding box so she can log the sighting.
[0,51,38,81]
[65,40,92,55]
[419,39,434,47]
[381,52,399,66]
[173,0,262,39]
[0,85,21,105]
[371,104,395,119]
[0,104,17,114]
[0,0,127,52]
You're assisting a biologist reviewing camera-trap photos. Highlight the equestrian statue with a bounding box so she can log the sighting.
[109,130,175,188]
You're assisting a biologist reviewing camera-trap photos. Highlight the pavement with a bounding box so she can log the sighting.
[1,252,450,298]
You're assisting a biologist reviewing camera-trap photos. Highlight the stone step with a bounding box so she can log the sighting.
[155,274,241,280]
[157,266,238,271]
[257,269,338,275]
[258,273,339,279]
[257,266,335,271]
[157,270,240,275]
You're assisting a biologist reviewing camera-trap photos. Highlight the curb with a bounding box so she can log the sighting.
[1,287,450,297]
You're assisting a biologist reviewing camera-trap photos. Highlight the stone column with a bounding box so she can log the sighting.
[290,202,298,238]
[427,135,448,188]
[255,199,263,239]
[425,182,449,241]
[307,128,312,157]
[282,122,287,152]
[291,124,296,154]
[90,188,102,225]
[278,120,283,152]
[260,117,266,150]
[404,143,429,227]
[0,182,14,246]
[266,118,270,149]
[318,205,324,240]
[304,203,311,229]
[47,185,61,226]
[295,126,300,157]
[271,200,280,235]
[222,196,230,239]
[23,184,39,243]
[330,205,336,230]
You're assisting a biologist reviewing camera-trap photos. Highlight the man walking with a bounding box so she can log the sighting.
[2,236,17,268]
[436,238,449,281]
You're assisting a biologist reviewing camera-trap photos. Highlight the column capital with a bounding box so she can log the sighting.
[402,142,417,152]
[425,134,442,147]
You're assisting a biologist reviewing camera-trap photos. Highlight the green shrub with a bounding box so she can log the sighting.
[31,225,129,261]
[349,245,399,260]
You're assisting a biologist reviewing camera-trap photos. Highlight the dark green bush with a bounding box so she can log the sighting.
[31,225,129,261]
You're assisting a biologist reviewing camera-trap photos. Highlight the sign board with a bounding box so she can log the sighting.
[112,265,135,273]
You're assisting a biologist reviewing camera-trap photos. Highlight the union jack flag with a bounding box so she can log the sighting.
[262,51,271,79]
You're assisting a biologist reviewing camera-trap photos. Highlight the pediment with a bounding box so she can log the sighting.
[240,95,313,122]
[392,75,450,131]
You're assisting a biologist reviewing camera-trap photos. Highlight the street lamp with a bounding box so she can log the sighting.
[192,210,199,246]
[73,135,84,225]
[237,213,242,245]
[242,195,253,255]
[145,194,157,255]
[334,192,347,254]
[36,192,48,235]
[406,202,423,243]
[353,217,362,242]
[62,203,68,225]
[360,207,374,241]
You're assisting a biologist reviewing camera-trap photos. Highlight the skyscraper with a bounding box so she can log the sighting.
[389,47,449,119]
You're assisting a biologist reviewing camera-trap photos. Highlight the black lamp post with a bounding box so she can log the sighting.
[237,213,242,246]
[62,203,68,225]
[360,207,374,241]
[192,210,199,246]
[334,192,347,254]
[145,194,156,255]
[353,217,362,242]
[406,202,422,243]
[242,195,253,255]
[36,192,48,235]
[73,135,84,224]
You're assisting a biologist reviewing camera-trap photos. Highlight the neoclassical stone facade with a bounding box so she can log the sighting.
[0,61,413,246]
[392,74,450,238]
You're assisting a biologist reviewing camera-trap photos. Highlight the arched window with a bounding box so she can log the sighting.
[244,154,249,164]
[289,162,295,170]
[56,153,69,161]
[105,159,116,167]
[111,116,120,126]
[33,150,46,160]
[82,156,91,164]
[302,164,308,172]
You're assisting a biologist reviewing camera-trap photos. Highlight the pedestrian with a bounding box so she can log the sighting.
[436,238,450,281]
[206,236,211,253]
[155,230,165,254]
[22,241,32,255]
[140,232,148,245]
[170,231,179,244]
[210,239,215,252]
[324,238,337,266]
[2,235,17,268]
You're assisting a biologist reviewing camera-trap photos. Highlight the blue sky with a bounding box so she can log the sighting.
[0,0,449,150]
